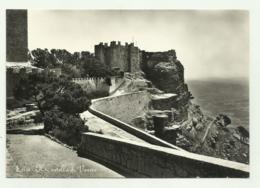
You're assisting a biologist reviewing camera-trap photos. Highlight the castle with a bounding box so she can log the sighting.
[94,41,142,73]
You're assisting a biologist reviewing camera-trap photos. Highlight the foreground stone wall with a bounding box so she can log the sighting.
[91,91,151,124]
[79,132,249,178]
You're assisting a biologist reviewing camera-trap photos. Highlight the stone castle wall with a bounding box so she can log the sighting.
[73,76,125,98]
[95,41,141,73]
[79,132,249,178]
[72,77,110,98]
[91,91,151,124]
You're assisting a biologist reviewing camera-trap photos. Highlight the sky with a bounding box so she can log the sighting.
[28,10,249,80]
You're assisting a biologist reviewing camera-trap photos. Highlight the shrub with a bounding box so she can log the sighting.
[43,109,88,146]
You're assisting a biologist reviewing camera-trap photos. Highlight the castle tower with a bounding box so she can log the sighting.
[94,41,141,73]
[6,9,28,63]
[94,42,106,65]
[6,10,42,108]
[128,43,140,72]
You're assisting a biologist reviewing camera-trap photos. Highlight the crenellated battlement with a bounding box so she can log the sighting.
[72,77,106,81]
[95,41,135,49]
[72,77,108,85]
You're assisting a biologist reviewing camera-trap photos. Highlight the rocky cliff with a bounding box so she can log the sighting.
[141,50,191,121]
[136,49,249,164]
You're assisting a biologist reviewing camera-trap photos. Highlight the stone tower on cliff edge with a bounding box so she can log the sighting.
[94,41,141,73]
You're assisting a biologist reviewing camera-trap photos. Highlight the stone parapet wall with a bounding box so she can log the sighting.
[91,91,151,124]
[79,132,249,178]
[90,91,184,149]
[88,105,181,149]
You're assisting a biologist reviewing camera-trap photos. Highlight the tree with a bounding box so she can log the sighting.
[14,70,59,115]
[13,70,91,141]
[53,81,91,114]
[81,56,110,77]
[29,48,111,78]
[14,70,90,114]
[61,64,81,78]
[30,48,57,68]
[50,49,73,65]
[43,109,88,145]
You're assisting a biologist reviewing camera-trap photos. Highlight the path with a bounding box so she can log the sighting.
[80,111,148,144]
[7,110,39,121]
[6,128,123,178]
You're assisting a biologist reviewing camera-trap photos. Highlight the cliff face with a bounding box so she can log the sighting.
[141,50,191,121]
[138,49,249,164]
[141,50,184,92]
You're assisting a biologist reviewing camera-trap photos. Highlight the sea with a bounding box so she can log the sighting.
[187,78,249,131]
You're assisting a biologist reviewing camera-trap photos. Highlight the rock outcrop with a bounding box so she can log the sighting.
[141,50,191,121]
